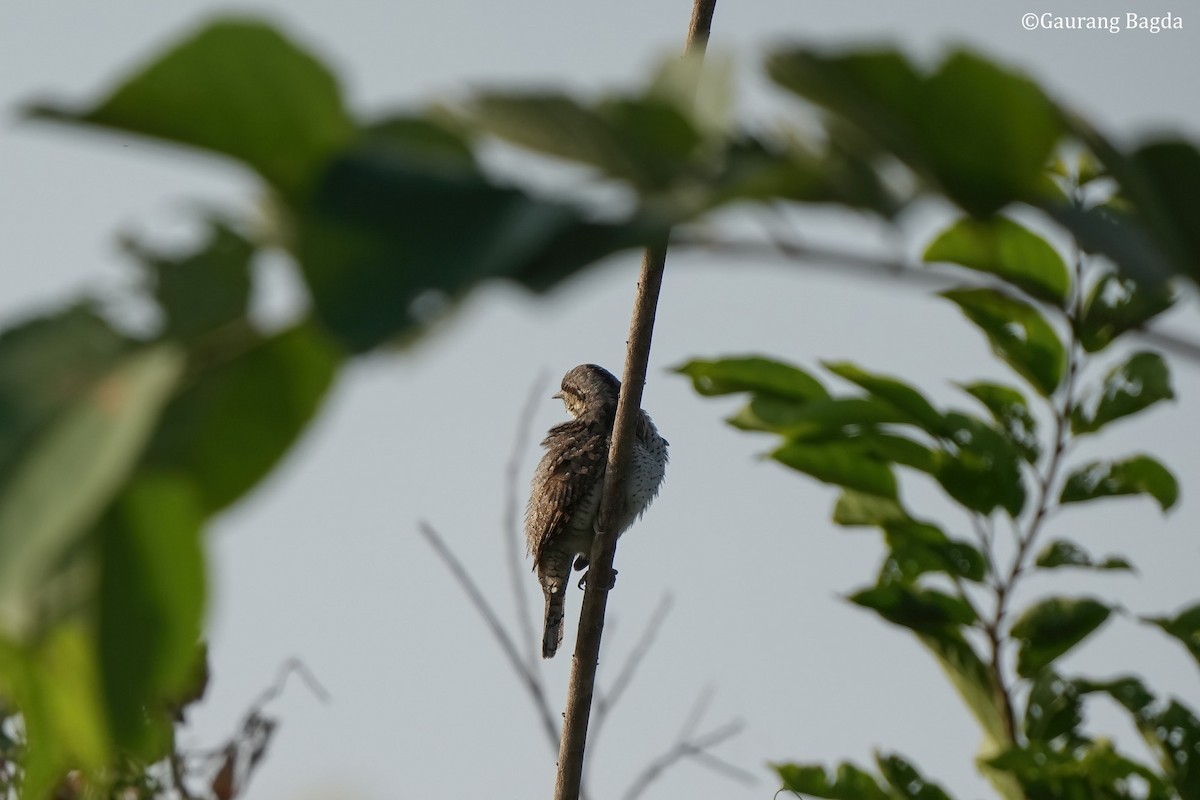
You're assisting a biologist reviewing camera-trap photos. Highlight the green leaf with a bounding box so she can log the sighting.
[673,357,828,400]
[774,762,890,800]
[875,752,954,800]
[772,439,897,498]
[98,474,206,756]
[124,221,255,342]
[1127,139,1200,286]
[1077,273,1175,352]
[935,413,1026,517]
[959,382,1039,462]
[729,396,907,438]
[850,583,976,631]
[139,323,339,513]
[1011,597,1112,677]
[924,216,1069,305]
[987,740,1173,800]
[940,288,1064,396]
[1144,603,1200,670]
[295,142,662,352]
[823,361,945,432]
[1059,455,1178,512]
[767,48,1064,216]
[29,19,355,192]
[0,625,111,797]
[1024,670,1083,745]
[1035,540,1134,572]
[916,629,1010,747]
[0,344,183,637]
[882,521,987,583]
[1071,352,1173,434]
[833,489,908,527]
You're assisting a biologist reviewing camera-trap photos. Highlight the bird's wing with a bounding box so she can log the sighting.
[526,419,608,564]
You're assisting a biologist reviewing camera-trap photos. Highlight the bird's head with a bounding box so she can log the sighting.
[554,363,621,419]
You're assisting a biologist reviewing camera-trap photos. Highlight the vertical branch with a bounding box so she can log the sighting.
[553,4,718,798]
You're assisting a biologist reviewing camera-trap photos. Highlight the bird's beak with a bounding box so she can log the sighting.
[551,391,564,400]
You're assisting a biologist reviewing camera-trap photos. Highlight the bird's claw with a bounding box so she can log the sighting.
[577,567,618,591]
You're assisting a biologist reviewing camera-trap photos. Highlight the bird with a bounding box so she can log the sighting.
[525,364,668,659]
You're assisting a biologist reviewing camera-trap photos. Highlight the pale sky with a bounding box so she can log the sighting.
[1,2,1198,799]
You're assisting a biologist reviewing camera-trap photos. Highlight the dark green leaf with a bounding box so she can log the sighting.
[916,629,1010,747]
[124,221,255,342]
[1011,597,1111,677]
[774,762,890,800]
[767,48,1064,216]
[1148,701,1200,797]
[876,752,954,800]
[772,439,897,498]
[98,474,206,756]
[1035,540,1134,572]
[987,740,1173,800]
[1071,352,1173,434]
[1077,274,1175,352]
[29,20,355,193]
[850,583,976,630]
[941,288,1064,396]
[139,323,339,513]
[1073,675,1156,719]
[1144,602,1200,670]
[674,357,828,400]
[1059,455,1178,512]
[1127,139,1200,286]
[823,361,945,432]
[924,216,1069,305]
[959,382,1039,462]
[729,396,906,437]
[0,345,183,636]
[935,413,1026,516]
[1024,670,1083,745]
[882,521,987,583]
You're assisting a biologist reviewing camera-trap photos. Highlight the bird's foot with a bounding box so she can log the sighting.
[577,567,618,591]
[572,555,589,571]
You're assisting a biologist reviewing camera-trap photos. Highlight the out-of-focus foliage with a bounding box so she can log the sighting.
[2,14,1196,798]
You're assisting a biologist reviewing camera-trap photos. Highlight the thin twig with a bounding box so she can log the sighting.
[553,4,718,798]
[505,373,550,674]
[418,521,561,749]
[621,719,751,800]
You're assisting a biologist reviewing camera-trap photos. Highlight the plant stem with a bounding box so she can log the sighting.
[553,5,717,798]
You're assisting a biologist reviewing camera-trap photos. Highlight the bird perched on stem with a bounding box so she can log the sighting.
[525,364,668,659]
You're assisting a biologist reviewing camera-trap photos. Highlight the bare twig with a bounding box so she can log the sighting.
[621,718,751,800]
[418,521,560,749]
[505,373,550,674]
[595,594,674,725]
[554,5,718,798]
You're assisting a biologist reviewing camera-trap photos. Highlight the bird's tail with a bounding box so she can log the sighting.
[539,553,570,659]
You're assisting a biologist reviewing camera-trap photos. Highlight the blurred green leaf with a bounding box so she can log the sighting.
[916,629,1010,748]
[767,48,1064,216]
[882,521,986,583]
[850,582,975,630]
[674,357,828,400]
[987,739,1173,800]
[29,19,355,193]
[959,382,1039,462]
[1024,670,1083,745]
[775,761,890,800]
[0,625,111,797]
[1071,352,1173,434]
[1144,602,1200,670]
[823,361,945,432]
[139,323,339,513]
[935,413,1026,517]
[98,474,206,756]
[876,752,954,800]
[924,216,1069,305]
[941,288,1064,396]
[1059,455,1178,512]
[125,221,255,342]
[1077,274,1175,353]
[1011,597,1111,677]
[1035,540,1133,572]
[772,439,897,498]
[833,490,908,526]
[1126,139,1200,285]
[295,142,661,352]
[0,344,183,636]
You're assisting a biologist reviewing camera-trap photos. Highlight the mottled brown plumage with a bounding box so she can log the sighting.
[525,364,668,658]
